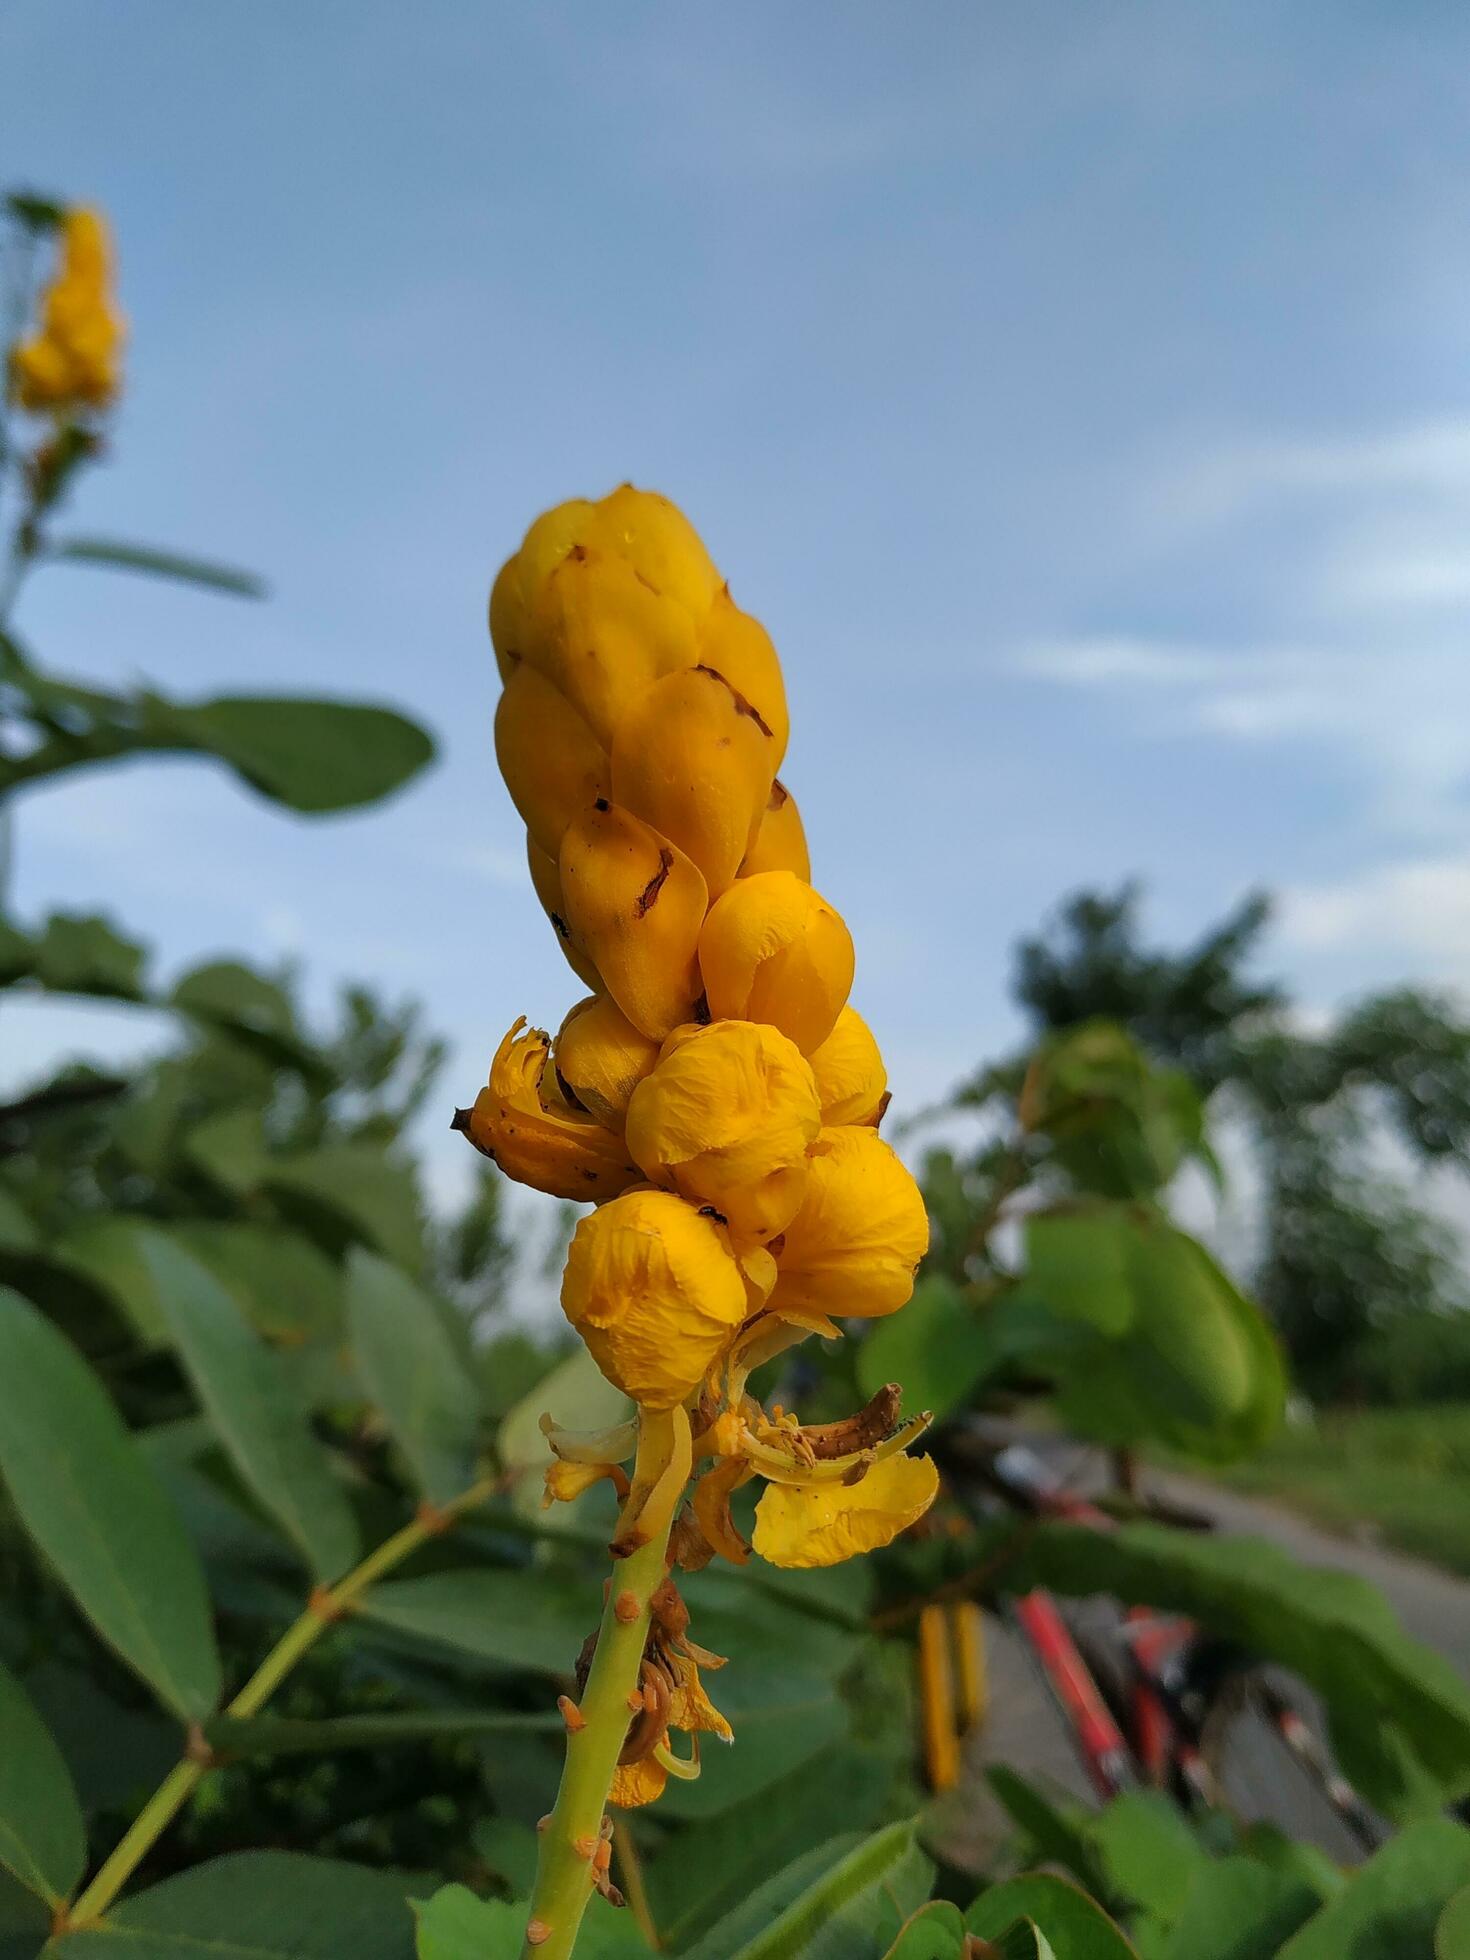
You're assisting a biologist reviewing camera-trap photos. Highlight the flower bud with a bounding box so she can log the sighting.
[808,1007,888,1127]
[561,1188,749,1409]
[611,666,775,897]
[697,589,789,768]
[739,779,810,881]
[625,1021,821,1241]
[554,994,661,1130]
[698,870,854,1055]
[560,801,709,1039]
[594,483,723,617]
[770,1126,928,1320]
[459,1019,640,1203]
[528,544,698,746]
[494,663,609,859]
[525,836,602,991]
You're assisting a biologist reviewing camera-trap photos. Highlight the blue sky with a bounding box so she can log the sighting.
[5,3,1470,1213]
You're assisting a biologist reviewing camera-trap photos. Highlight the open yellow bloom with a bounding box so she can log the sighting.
[561,1188,750,1410]
[699,870,854,1055]
[808,1006,888,1127]
[625,1020,821,1241]
[457,1019,640,1203]
[752,1453,939,1568]
[554,994,661,1130]
[9,208,123,413]
[770,1126,929,1321]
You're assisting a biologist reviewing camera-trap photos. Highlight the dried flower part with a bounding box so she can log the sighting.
[625,1020,820,1241]
[559,801,708,1040]
[770,1126,929,1321]
[561,1189,749,1410]
[752,1453,940,1568]
[699,870,854,1056]
[611,666,775,897]
[495,663,608,860]
[808,1006,888,1128]
[554,994,661,1130]
[739,779,811,881]
[459,1019,640,1203]
[609,1755,667,1809]
[9,208,124,414]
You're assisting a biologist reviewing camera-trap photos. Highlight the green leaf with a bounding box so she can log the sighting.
[985,1767,1108,1898]
[1439,1884,1470,1960]
[204,1708,560,1759]
[0,1661,84,1904]
[982,1518,1470,1820]
[28,914,146,1000]
[361,1569,591,1679]
[977,1924,1059,1960]
[966,1875,1137,1959]
[655,1669,847,1821]
[681,1839,866,1960]
[171,1225,344,1344]
[881,1901,969,1958]
[725,1821,933,1960]
[184,1106,268,1196]
[1028,1021,1206,1200]
[1160,1858,1319,1960]
[0,1286,220,1719]
[856,1276,995,1421]
[144,1232,359,1580]
[5,192,65,231]
[266,1147,424,1268]
[171,961,325,1077]
[154,696,434,813]
[45,1851,416,1956]
[1278,1818,1470,1959]
[1088,1792,1207,1922]
[0,1192,39,1257]
[46,537,266,599]
[410,1886,646,1960]
[347,1251,480,1503]
[47,1216,172,1345]
[1011,1207,1285,1460]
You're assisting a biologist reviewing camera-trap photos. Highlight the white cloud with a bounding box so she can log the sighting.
[1014,636,1228,687]
[1167,415,1470,529]
[1280,850,1470,975]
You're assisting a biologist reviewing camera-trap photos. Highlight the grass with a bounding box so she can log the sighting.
[1212,1402,1470,1578]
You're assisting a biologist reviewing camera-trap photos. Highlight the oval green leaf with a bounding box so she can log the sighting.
[347,1250,480,1503]
[0,1660,84,1904]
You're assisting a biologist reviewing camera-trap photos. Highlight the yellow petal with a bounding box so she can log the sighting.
[593,483,723,617]
[752,1453,939,1568]
[458,1019,641,1203]
[524,836,602,991]
[610,1752,668,1809]
[494,662,608,859]
[561,1189,749,1410]
[770,1126,929,1321]
[541,1458,624,1507]
[559,801,708,1039]
[698,871,854,1056]
[668,1658,733,1742]
[808,1007,888,1128]
[528,543,699,747]
[739,779,811,881]
[625,1020,820,1241]
[554,994,661,1130]
[611,666,775,896]
[696,588,790,770]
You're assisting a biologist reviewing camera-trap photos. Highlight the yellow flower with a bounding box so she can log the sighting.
[610,666,776,897]
[554,994,661,1130]
[752,1453,939,1568]
[698,870,854,1056]
[595,482,724,618]
[457,1019,640,1203]
[9,208,124,413]
[625,1020,821,1241]
[561,1189,750,1410]
[770,1126,929,1321]
[697,587,790,769]
[494,663,608,860]
[808,1007,888,1127]
[739,779,811,881]
[524,836,602,991]
[559,800,708,1039]
[529,543,699,746]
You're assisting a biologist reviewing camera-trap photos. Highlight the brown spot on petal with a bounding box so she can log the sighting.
[635,848,672,917]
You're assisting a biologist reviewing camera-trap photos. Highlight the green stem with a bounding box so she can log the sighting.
[520,1527,672,1960]
[66,1476,500,1929]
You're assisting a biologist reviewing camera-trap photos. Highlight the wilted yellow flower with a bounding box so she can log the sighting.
[554,994,661,1130]
[560,800,709,1039]
[739,779,811,881]
[494,663,608,860]
[561,1188,750,1409]
[808,1007,888,1127]
[9,208,123,413]
[611,666,775,897]
[699,870,854,1056]
[609,1754,668,1810]
[770,1126,929,1321]
[752,1453,939,1568]
[458,1019,640,1203]
[625,1020,821,1241]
